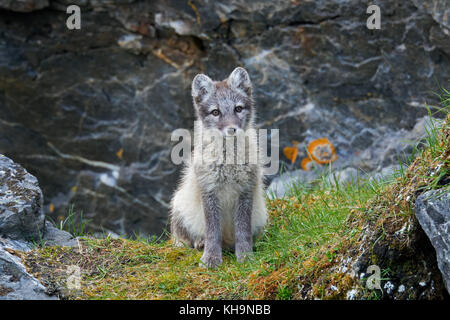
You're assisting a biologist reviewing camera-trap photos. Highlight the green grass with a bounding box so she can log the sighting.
[45,204,89,237]
[22,165,399,300]
[21,91,449,300]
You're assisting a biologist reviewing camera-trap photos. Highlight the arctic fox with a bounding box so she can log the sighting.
[170,67,268,268]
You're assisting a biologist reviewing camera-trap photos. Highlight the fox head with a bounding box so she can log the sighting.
[192,67,254,136]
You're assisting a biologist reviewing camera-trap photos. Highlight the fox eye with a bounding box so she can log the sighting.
[234,106,243,113]
[211,109,220,116]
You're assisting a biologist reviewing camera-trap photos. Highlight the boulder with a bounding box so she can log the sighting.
[415,189,450,293]
[0,154,45,241]
[0,154,77,299]
[0,154,77,245]
[42,221,78,247]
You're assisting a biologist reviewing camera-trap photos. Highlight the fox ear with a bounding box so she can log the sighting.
[227,67,251,96]
[192,74,214,104]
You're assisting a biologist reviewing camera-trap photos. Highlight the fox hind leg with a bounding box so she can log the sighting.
[170,214,195,248]
[194,238,204,250]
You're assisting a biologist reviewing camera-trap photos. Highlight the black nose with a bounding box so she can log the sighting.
[226,127,236,135]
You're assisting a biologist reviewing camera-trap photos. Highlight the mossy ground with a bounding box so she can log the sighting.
[20,95,449,300]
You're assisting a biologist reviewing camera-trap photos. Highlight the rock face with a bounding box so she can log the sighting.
[0,154,45,241]
[0,0,49,12]
[415,190,450,293]
[0,154,76,300]
[411,0,450,28]
[0,1,449,237]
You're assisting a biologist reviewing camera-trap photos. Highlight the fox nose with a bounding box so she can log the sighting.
[225,127,237,136]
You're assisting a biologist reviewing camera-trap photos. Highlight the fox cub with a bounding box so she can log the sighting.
[170,67,267,268]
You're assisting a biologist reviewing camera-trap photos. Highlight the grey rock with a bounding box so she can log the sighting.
[0,1,448,237]
[0,237,31,252]
[0,155,79,300]
[42,221,78,247]
[411,0,450,28]
[357,116,434,172]
[415,190,450,294]
[267,165,358,198]
[326,167,359,187]
[267,168,321,199]
[267,165,386,199]
[0,155,45,241]
[0,237,56,300]
[368,165,402,183]
[0,0,49,12]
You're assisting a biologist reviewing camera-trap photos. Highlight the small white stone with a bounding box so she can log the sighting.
[117,34,143,50]
[346,289,357,300]
[384,281,395,294]
[100,172,117,187]
[396,44,406,52]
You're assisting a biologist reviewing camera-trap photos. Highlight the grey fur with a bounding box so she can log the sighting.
[234,191,253,262]
[170,67,267,268]
[199,191,223,268]
[170,212,194,247]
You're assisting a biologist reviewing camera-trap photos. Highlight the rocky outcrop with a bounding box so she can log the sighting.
[415,190,450,293]
[0,0,49,12]
[302,187,449,300]
[0,154,45,241]
[0,1,448,237]
[411,0,450,28]
[0,154,76,300]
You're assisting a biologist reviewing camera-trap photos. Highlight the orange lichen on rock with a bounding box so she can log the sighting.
[116,148,124,160]
[307,138,337,164]
[301,157,315,171]
[284,138,337,169]
[283,141,300,164]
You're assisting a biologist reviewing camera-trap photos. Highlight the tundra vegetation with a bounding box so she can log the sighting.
[21,90,449,300]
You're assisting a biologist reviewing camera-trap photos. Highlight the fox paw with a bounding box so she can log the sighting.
[199,253,222,269]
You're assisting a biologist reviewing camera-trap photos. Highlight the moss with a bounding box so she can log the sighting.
[0,285,14,297]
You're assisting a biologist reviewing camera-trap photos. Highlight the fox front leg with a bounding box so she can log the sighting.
[235,191,253,262]
[199,191,223,268]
